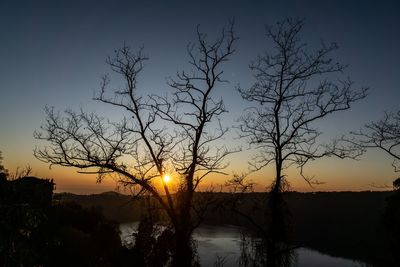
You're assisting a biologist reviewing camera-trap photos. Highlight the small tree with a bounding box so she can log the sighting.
[35,22,237,266]
[238,19,368,267]
[393,178,400,190]
[0,151,9,179]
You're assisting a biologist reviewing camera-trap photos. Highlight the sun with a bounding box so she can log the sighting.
[163,174,172,183]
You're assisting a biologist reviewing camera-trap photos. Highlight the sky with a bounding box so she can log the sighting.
[0,0,399,194]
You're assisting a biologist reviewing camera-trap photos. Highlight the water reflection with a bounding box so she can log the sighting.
[120,222,368,267]
[194,225,242,266]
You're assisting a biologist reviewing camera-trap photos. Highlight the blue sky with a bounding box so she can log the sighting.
[0,0,399,193]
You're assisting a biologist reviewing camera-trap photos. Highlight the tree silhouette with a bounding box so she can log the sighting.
[393,177,400,190]
[34,21,237,266]
[0,151,9,179]
[238,18,368,267]
[352,110,400,172]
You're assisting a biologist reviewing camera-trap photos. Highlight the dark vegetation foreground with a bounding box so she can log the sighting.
[0,176,139,266]
[1,175,399,266]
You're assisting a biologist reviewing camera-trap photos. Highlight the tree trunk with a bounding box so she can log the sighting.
[172,228,193,267]
[171,190,195,267]
[266,159,289,267]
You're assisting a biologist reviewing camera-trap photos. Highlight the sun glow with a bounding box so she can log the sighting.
[163,174,172,183]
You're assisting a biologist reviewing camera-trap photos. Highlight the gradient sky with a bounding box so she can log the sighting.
[0,0,399,194]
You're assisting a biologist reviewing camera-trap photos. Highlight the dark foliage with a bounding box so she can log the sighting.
[46,202,126,267]
[0,151,8,178]
[131,215,175,267]
[0,177,54,266]
[393,177,400,190]
[383,182,400,261]
[0,176,131,267]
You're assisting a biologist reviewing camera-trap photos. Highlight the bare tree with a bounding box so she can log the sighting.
[352,110,400,172]
[8,165,33,180]
[0,151,32,180]
[239,18,368,192]
[34,22,237,266]
[238,18,368,267]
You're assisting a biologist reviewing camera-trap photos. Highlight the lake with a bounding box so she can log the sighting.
[120,222,369,267]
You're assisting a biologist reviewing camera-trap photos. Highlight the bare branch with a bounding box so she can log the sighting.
[239,18,368,191]
[351,110,400,172]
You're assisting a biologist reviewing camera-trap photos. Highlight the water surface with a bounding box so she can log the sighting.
[120,222,368,267]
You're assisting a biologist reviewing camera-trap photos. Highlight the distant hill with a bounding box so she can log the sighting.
[54,191,143,222]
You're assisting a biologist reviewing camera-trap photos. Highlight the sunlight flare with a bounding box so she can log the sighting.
[163,174,172,183]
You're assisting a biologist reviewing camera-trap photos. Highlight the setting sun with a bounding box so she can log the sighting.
[163,174,172,183]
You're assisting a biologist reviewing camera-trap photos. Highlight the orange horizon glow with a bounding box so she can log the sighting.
[2,148,397,195]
